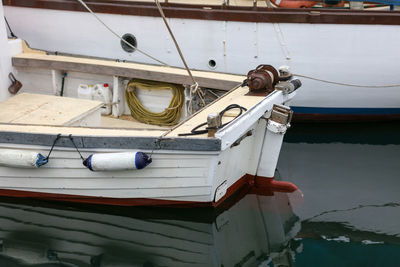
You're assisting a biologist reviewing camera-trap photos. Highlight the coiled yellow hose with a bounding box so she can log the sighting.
[125,79,185,126]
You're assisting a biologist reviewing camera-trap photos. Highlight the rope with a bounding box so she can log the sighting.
[45,134,62,160]
[125,79,185,126]
[154,0,205,113]
[154,0,197,86]
[4,16,17,38]
[45,134,85,162]
[294,73,400,88]
[75,0,168,66]
[68,135,85,161]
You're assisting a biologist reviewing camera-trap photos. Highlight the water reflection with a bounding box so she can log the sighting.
[0,190,302,267]
[278,122,400,266]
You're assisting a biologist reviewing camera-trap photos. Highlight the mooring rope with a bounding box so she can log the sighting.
[76,0,168,66]
[294,73,400,88]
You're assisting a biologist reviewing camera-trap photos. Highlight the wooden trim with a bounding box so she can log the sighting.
[4,0,400,25]
[12,53,244,91]
[0,131,222,151]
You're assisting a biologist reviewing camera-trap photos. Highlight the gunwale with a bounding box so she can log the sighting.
[3,0,400,25]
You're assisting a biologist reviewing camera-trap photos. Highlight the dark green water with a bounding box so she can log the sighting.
[279,122,400,267]
[0,122,399,266]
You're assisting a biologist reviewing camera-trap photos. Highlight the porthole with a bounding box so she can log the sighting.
[208,59,217,69]
[121,33,137,53]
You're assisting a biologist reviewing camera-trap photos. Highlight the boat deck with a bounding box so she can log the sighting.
[0,50,266,139]
[0,85,264,139]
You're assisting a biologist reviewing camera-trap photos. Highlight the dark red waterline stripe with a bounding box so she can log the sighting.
[0,174,254,208]
[0,173,298,208]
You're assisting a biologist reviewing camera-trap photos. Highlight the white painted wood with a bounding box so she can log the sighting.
[216,90,294,150]
[0,2,13,101]
[51,69,62,95]
[256,120,287,178]
[111,75,125,117]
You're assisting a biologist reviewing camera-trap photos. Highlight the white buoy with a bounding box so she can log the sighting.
[0,149,48,168]
[83,151,152,171]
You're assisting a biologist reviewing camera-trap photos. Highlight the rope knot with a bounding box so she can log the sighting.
[190,82,199,93]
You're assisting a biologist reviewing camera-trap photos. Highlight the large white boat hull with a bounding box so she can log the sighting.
[4,5,400,119]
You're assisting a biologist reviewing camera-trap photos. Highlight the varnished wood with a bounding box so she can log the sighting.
[4,0,400,25]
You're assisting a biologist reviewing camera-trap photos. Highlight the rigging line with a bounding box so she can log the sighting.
[273,23,291,64]
[293,73,400,88]
[4,16,17,38]
[75,0,168,66]
[68,134,85,161]
[154,0,197,86]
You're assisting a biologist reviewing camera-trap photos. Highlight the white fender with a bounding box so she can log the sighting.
[83,151,152,171]
[0,149,48,168]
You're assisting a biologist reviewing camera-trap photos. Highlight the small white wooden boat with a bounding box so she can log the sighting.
[0,192,301,266]
[3,0,400,121]
[0,2,301,207]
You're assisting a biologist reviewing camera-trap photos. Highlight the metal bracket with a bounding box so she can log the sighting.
[270,104,293,125]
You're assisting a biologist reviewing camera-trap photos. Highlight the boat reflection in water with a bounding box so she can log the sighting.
[278,122,400,266]
[0,188,303,267]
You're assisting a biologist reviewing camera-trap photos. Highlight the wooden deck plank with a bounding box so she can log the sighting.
[12,53,245,91]
[167,86,265,137]
[101,115,171,130]
[0,93,102,126]
[0,124,166,137]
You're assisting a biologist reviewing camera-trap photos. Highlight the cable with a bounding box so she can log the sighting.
[76,0,168,66]
[125,79,185,126]
[178,104,247,136]
[294,73,400,88]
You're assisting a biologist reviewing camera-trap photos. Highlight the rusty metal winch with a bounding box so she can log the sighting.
[245,64,280,96]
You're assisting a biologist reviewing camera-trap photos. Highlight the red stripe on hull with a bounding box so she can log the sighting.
[0,174,297,207]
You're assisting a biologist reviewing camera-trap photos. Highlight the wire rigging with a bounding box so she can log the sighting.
[294,73,400,88]
[75,0,168,66]
[4,16,17,38]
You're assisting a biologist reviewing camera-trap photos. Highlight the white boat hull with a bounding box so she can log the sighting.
[0,89,295,206]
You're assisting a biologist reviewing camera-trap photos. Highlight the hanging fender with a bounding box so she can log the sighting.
[271,0,317,8]
[83,151,152,171]
[0,149,48,168]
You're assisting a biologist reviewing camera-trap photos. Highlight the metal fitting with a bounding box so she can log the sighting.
[270,104,293,125]
[274,79,302,95]
[278,65,293,81]
[207,113,221,137]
